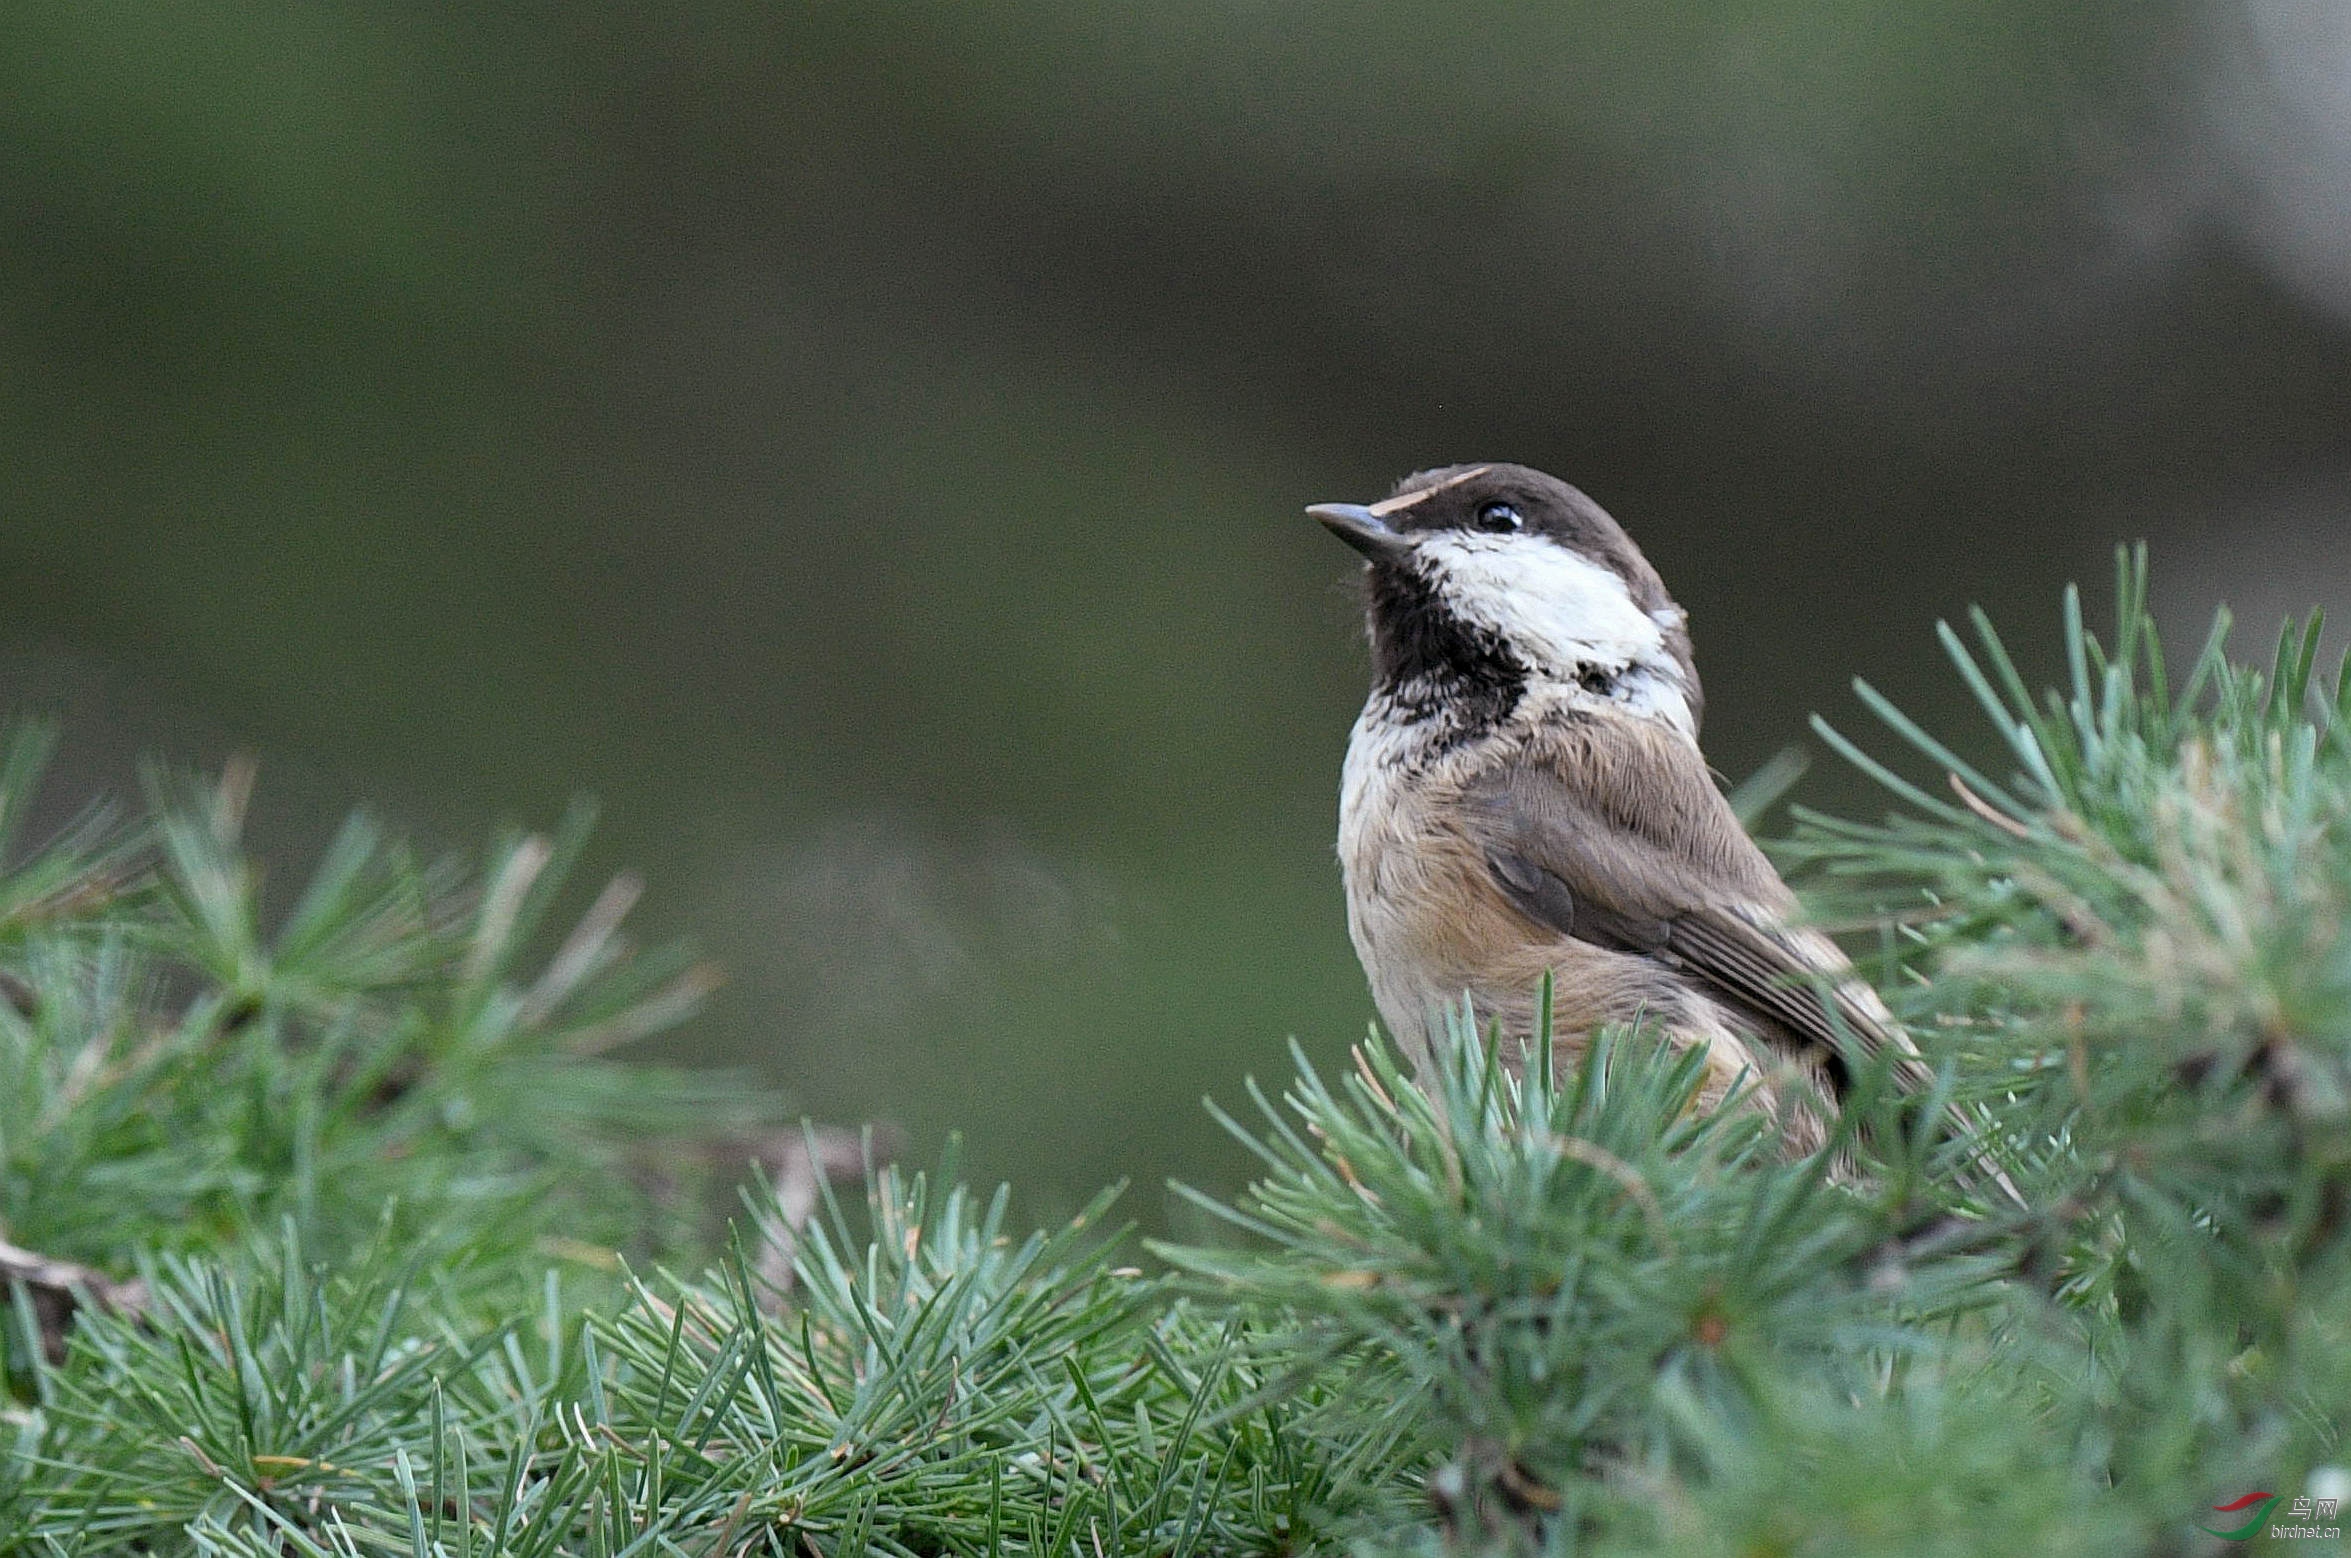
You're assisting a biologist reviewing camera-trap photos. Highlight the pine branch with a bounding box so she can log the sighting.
[9,550,2351,1554]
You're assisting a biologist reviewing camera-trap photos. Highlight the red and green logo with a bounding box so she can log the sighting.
[2197,1492,2279,1541]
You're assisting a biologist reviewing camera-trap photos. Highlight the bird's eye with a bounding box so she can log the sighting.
[1474,501,1523,533]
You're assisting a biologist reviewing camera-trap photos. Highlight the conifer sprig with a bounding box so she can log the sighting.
[0,732,776,1348]
[8,553,2351,1554]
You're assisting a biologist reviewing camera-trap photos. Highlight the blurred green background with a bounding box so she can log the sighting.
[8,1,2351,1222]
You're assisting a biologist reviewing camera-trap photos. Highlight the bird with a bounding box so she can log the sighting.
[1310,461,1933,1156]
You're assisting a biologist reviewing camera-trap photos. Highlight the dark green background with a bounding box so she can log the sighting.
[8,1,2349,1220]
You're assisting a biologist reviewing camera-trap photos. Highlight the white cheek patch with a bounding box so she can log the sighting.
[1418,533,1662,669]
[1417,532,1697,740]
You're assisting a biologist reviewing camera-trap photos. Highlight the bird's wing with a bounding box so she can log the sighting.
[1460,717,1928,1093]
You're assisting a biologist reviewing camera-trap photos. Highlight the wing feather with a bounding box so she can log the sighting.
[1460,717,2019,1205]
[1460,719,1916,1084]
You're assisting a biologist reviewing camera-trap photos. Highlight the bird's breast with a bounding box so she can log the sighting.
[1337,708,1552,1056]
[1334,702,1770,1116]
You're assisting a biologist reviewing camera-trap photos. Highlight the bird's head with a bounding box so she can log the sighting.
[1310,463,1702,739]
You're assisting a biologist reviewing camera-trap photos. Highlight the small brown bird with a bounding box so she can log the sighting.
[1312,462,1927,1152]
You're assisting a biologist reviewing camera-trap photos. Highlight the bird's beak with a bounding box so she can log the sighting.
[1308,502,1413,563]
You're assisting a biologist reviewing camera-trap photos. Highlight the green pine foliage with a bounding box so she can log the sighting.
[0,736,769,1290]
[4,551,2348,1553]
[16,1173,1412,1554]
